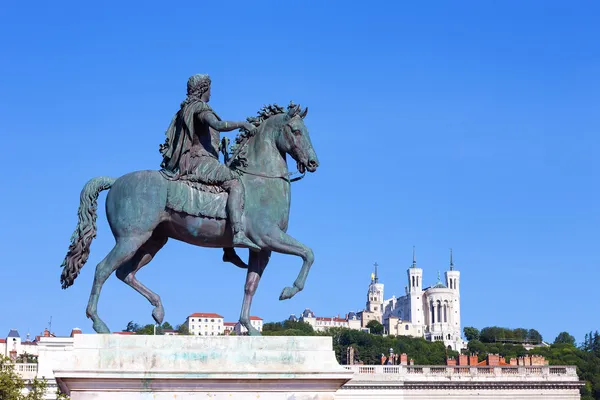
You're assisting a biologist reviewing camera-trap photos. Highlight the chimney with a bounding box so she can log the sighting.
[458,354,468,366]
[486,354,500,366]
[446,357,457,366]
[400,353,408,365]
[509,358,517,366]
[469,354,478,366]
[43,328,50,337]
[70,328,82,337]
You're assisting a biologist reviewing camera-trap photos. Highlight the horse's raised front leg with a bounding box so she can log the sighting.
[239,250,270,336]
[86,235,149,333]
[116,234,168,325]
[262,230,314,301]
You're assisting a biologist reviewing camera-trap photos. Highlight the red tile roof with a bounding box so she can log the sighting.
[0,339,5,343]
[189,313,224,319]
[249,316,263,321]
[224,322,237,327]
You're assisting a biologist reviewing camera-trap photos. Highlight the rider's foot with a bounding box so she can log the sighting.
[233,232,261,251]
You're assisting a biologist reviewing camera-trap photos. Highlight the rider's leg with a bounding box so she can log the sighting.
[223,178,260,250]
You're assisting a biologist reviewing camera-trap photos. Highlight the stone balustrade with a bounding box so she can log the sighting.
[343,364,579,382]
[8,362,38,380]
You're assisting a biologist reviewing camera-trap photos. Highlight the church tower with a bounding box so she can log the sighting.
[445,249,461,292]
[407,247,423,325]
[366,263,384,319]
[445,249,462,338]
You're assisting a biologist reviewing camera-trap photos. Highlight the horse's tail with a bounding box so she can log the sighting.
[60,176,116,289]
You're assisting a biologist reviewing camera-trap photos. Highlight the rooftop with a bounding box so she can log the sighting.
[7,329,20,338]
[188,313,224,319]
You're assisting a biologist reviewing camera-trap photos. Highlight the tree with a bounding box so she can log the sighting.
[527,329,543,344]
[463,327,480,341]
[124,321,141,333]
[161,322,174,331]
[176,324,191,335]
[366,320,384,335]
[554,332,576,346]
[0,355,50,400]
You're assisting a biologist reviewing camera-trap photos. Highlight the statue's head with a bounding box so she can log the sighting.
[187,74,211,102]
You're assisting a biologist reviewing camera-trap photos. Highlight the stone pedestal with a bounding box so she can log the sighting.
[54,334,353,399]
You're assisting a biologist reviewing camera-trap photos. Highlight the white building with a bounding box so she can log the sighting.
[296,309,363,332]
[379,249,466,351]
[1,328,65,360]
[185,313,224,336]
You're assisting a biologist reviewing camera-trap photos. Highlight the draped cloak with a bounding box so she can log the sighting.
[160,101,220,180]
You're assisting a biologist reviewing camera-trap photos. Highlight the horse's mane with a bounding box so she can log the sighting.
[229,101,302,168]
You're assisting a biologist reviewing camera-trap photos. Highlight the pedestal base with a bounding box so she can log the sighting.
[54,334,353,399]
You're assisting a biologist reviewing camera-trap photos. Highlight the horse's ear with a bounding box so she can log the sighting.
[287,105,300,118]
[300,107,308,119]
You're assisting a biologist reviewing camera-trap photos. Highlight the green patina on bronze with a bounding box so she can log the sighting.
[60,74,319,335]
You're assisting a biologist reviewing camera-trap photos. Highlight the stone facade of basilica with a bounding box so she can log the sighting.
[358,250,466,351]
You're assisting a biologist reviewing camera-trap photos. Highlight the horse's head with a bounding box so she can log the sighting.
[274,105,319,174]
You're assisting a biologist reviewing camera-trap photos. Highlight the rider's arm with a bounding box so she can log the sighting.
[200,112,251,132]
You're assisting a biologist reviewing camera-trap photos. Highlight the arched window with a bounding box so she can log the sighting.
[412,276,415,287]
[405,324,409,331]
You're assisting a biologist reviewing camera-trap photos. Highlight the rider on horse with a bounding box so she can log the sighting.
[159,74,260,250]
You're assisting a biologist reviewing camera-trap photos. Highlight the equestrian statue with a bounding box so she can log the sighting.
[59,74,319,335]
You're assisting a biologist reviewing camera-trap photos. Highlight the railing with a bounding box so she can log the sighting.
[342,365,579,382]
[3,363,38,380]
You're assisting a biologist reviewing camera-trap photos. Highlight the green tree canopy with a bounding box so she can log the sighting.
[554,332,576,346]
[366,320,384,335]
[0,355,51,400]
[463,327,480,341]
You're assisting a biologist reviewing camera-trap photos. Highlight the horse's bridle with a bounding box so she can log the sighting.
[236,168,306,183]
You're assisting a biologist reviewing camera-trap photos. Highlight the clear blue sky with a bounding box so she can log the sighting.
[1,1,598,344]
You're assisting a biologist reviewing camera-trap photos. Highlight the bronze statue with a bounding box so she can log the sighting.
[60,74,320,335]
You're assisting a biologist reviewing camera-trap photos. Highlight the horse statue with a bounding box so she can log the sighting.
[60,103,319,335]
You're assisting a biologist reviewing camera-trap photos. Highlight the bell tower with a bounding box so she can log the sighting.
[407,247,423,324]
[366,262,384,318]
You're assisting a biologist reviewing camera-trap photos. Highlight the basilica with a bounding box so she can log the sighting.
[357,249,466,351]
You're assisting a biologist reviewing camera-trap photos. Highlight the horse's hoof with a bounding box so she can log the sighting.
[152,306,165,325]
[279,286,297,301]
[248,328,262,337]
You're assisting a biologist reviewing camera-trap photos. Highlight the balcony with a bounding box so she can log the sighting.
[343,364,579,382]
[4,363,39,380]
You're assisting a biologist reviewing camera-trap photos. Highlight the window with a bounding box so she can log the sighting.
[205,332,208,336]
[191,318,195,322]
[205,319,208,322]
[211,319,214,322]
[405,325,409,331]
